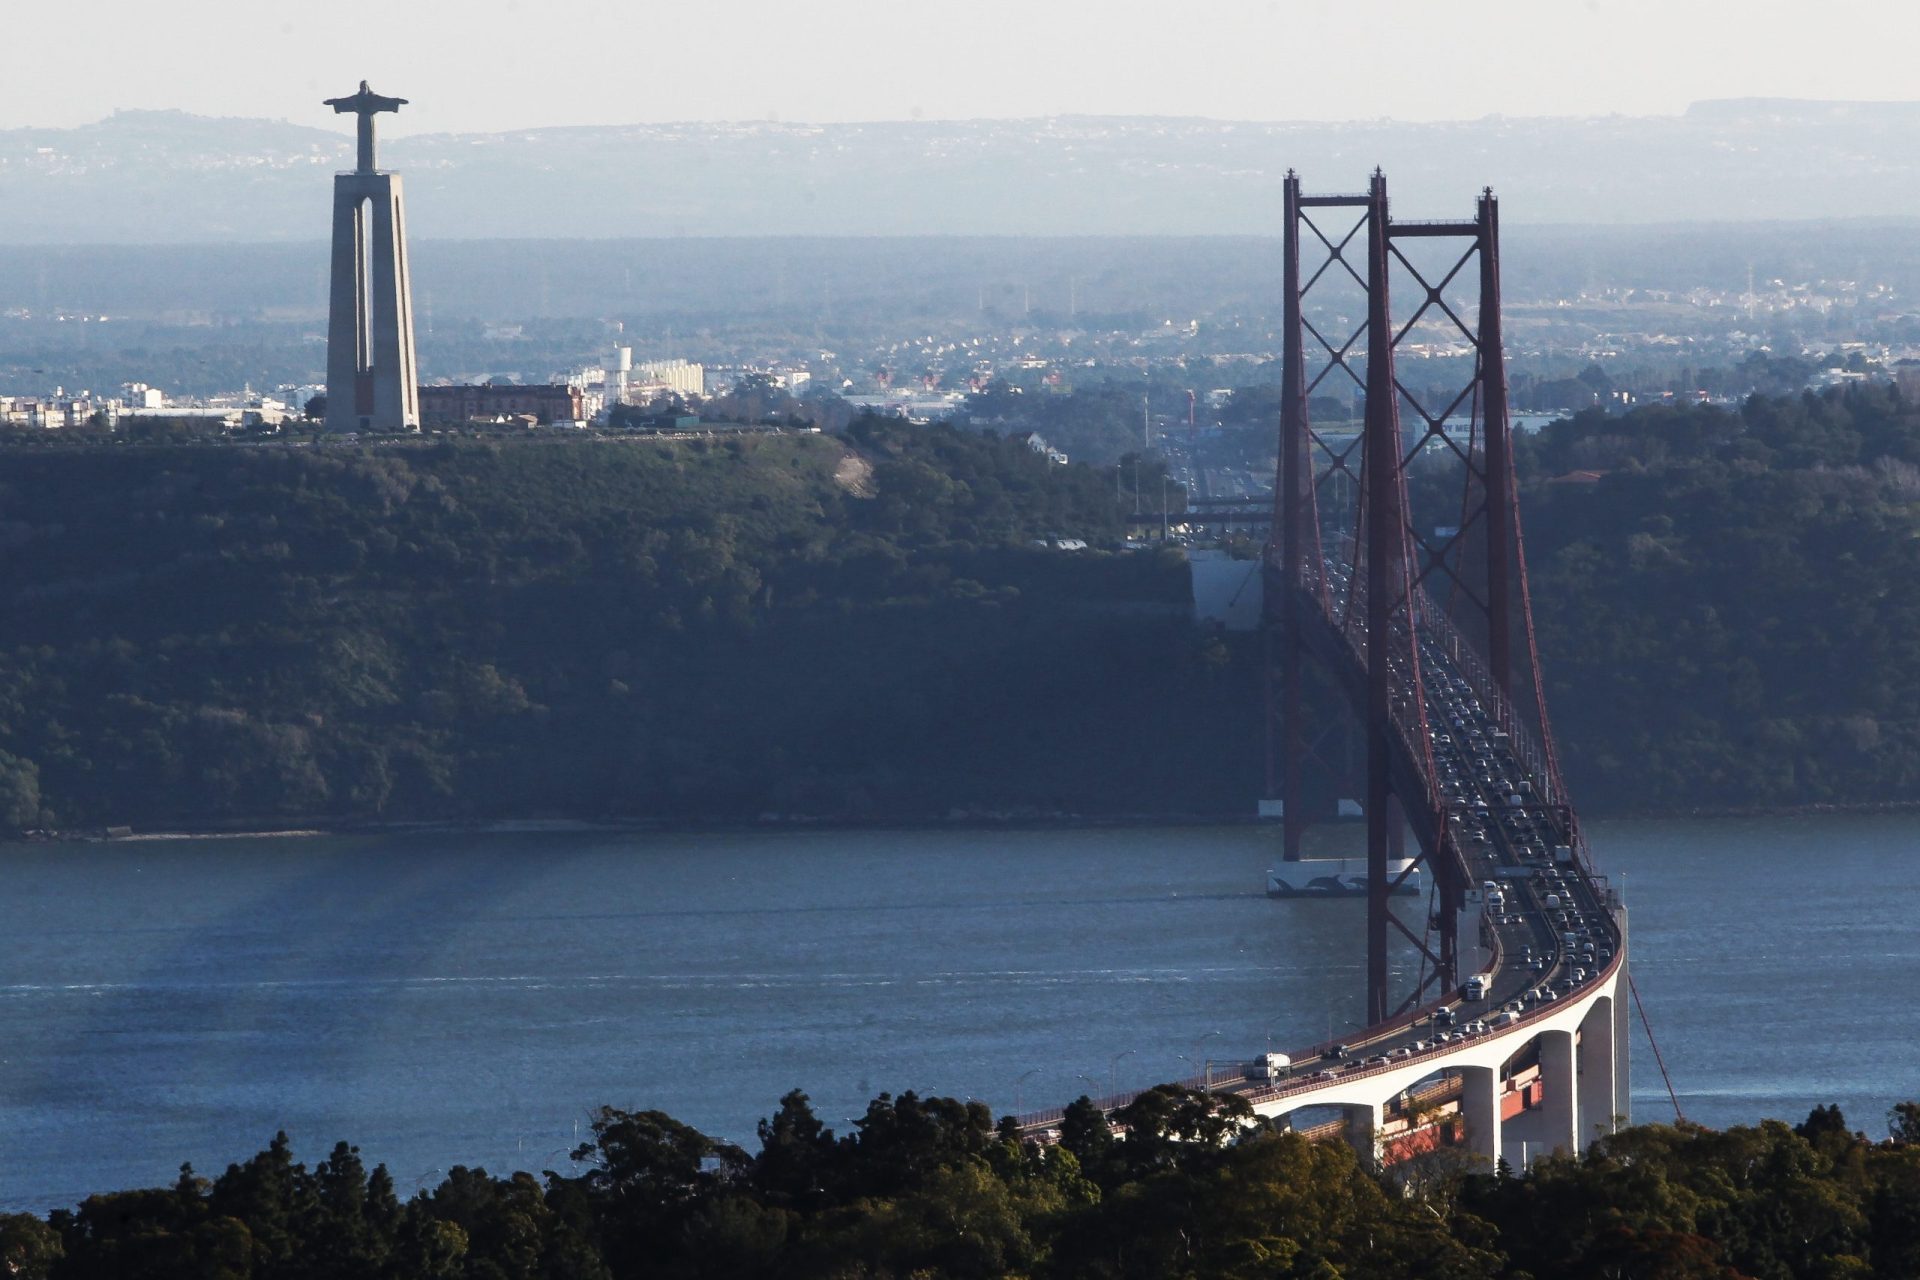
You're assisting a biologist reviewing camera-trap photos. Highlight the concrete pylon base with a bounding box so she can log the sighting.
[1252,957,1627,1173]
[325,171,419,433]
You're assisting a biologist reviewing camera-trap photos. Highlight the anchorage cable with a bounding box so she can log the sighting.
[1628,969,1685,1124]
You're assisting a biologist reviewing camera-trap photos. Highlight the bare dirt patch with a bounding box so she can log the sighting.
[834,449,876,497]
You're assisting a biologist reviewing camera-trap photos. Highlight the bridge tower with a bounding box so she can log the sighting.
[323,81,420,433]
[1269,171,1568,1024]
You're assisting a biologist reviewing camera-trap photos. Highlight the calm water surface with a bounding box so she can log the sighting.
[2,815,1916,1210]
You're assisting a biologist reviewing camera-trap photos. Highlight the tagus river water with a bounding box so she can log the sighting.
[3,815,1918,1210]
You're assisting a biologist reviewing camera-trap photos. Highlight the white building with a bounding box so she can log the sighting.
[635,359,705,398]
[604,347,632,408]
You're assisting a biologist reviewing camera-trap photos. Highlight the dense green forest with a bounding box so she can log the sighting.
[2,383,1919,829]
[6,1089,1920,1278]
[0,419,1249,831]
[1517,383,1920,811]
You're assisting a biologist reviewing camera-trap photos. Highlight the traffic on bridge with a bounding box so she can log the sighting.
[1019,171,1628,1171]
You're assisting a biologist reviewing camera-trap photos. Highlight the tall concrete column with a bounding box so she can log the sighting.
[1344,1102,1380,1168]
[1614,914,1632,1127]
[1535,1029,1578,1157]
[323,81,419,434]
[1578,997,1618,1146]
[1457,1065,1501,1168]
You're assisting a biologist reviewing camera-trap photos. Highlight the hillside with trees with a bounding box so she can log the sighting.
[1,384,1918,831]
[0,419,1249,832]
[1517,383,1920,811]
[5,1088,1919,1278]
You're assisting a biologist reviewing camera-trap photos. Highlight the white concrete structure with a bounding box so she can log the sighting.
[1241,935,1628,1169]
[605,346,632,409]
[323,82,420,433]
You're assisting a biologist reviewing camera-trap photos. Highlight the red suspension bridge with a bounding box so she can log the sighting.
[1025,171,1630,1168]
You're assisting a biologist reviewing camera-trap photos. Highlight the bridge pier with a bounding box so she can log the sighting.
[1342,1103,1380,1167]
[1457,1065,1501,1167]
[1578,997,1620,1145]
[1533,1029,1579,1158]
[1615,910,1632,1128]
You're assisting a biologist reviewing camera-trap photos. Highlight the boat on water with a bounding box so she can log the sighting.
[1266,857,1422,898]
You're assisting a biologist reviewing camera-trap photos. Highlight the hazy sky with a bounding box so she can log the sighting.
[5,0,1918,135]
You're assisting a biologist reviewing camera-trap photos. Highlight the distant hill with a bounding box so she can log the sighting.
[0,424,1228,832]
[7,100,1920,242]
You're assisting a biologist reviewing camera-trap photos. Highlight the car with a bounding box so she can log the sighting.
[1314,1069,1338,1081]
[1327,1044,1350,1060]
[1366,1055,1390,1067]
[1412,1039,1432,1051]
[1389,1047,1413,1060]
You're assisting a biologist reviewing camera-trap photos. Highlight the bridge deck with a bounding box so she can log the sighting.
[1019,558,1622,1143]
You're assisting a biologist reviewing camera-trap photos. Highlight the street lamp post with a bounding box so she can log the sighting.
[1108,1048,1135,1101]
[1191,1030,1222,1090]
[1014,1068,1040,1117]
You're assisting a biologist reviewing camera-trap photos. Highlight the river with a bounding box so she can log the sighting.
[2,814,1916,1210]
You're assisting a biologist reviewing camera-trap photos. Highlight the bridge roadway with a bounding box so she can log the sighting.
[1018,564,1627,1168]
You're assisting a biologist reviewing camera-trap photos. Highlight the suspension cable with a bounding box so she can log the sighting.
[1628,969,1685,1124]
[1505,437,1567,807]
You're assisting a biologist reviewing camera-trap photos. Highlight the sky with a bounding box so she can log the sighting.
[4,0,1919,136]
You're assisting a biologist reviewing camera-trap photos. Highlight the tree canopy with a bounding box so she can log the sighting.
[10,1091,1920,1278]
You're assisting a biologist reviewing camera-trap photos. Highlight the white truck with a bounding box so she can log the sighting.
[1261,1052,1292,1082]
[1463,973,1493,1000]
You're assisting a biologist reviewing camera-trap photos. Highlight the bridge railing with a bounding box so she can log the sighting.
[1286,553,1606,897]
[1411,590,1610,879]
[1014,1066,1256,1132]
[1297,558,1454,835]
[1299,547,1552,803]
[1182,940,1626,1119]
[1017,923,1625,1136]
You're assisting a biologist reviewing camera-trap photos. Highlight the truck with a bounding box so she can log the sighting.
[1261,1052,1292,1082]
[1463,973,1492,1000]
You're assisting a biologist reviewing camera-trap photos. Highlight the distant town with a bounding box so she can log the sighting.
[1,266,1912,444]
